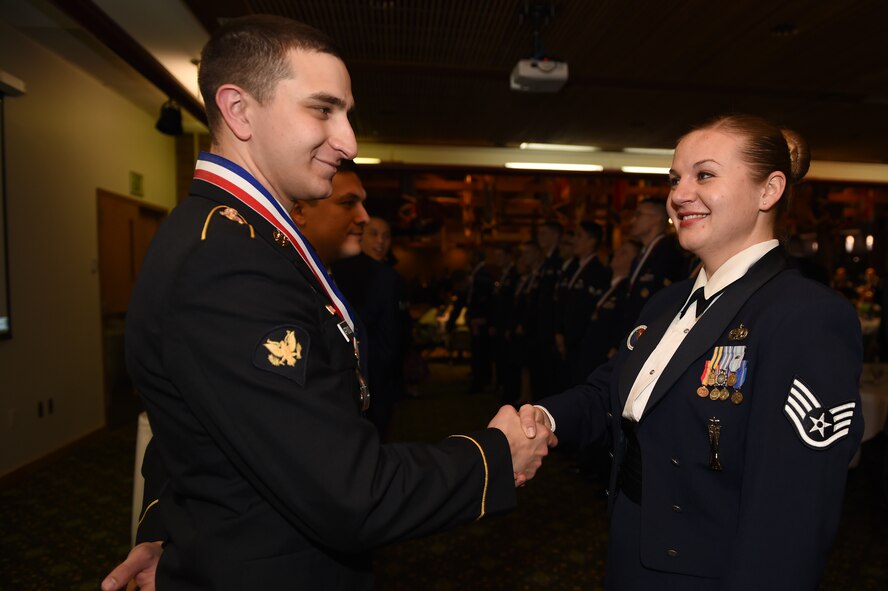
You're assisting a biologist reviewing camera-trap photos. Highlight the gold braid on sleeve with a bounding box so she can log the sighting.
[137,498,160,527]
[448,435,488,520]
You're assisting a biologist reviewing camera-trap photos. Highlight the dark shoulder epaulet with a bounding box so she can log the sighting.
[201,206,255,241]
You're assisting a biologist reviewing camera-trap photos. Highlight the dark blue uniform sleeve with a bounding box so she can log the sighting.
[723,294,862,589]
[537,356,615,451]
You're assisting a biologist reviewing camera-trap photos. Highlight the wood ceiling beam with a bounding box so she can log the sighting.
[48,0,208,126]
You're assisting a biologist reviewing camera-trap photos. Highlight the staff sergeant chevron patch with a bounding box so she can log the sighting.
[783,376,855,450]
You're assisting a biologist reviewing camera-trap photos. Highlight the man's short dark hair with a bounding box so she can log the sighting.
[578,221,603,245]
[638,197,669,224]
[523,240,542,254]
[540,220,563,237]
[199,15,343,139]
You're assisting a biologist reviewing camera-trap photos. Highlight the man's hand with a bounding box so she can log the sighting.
[101,541,163,591]
[488,405,557,487]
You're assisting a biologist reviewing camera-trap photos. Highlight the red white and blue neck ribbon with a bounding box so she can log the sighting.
[193,151,355,332]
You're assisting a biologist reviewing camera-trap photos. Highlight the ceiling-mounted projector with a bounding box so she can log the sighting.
[510,58,568,92]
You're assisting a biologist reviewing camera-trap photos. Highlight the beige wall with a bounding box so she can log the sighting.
[0,21,177,477]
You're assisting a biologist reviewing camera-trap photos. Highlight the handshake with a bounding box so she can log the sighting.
[488,404,558,487]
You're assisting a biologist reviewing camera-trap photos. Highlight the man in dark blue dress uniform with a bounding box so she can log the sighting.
[554,221,611,386]
[529,221,564,399]
[333,210,411,437]
[622,198,687,339]
[491,245,520,401]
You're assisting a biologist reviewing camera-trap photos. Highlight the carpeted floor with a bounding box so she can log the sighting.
[1,362,886,590]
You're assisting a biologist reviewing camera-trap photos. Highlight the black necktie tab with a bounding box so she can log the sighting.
[680,286,725,319]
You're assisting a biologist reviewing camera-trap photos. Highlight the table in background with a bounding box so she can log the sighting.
[851,363,888,467]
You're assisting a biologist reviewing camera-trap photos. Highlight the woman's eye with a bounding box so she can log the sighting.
[668,176,680,188]
[697,171,713,181]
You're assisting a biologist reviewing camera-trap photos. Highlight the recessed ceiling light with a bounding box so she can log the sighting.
[505,162,603,172]
[621,166,670,174]
[623,147,674,155]
[519,142,600,152]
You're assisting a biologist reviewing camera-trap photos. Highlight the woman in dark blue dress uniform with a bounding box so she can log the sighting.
[523,114,864,590]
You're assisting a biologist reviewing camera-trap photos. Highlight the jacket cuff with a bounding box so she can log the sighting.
[452,428,517,519]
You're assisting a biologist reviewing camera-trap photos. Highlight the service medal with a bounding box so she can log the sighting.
[357,369,371,411]
[731,360,749,405]
[697,362,711,399]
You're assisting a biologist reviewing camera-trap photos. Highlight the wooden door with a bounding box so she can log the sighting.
[97,190,167,427]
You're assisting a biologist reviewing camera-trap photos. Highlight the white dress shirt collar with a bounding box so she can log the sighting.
[691,239,780,300]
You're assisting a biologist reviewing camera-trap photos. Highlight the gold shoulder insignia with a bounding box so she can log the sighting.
[201,205,255,240]
[263,330,303,367]
[272,229,290,247]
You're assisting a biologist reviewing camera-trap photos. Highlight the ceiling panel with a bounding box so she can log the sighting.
[180,0,888,162]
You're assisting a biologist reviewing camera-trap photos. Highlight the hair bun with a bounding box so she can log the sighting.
[781,128,810,183]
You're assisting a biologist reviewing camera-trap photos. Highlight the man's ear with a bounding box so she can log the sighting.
[290,200,307,226]
[215,84,252,141]
[760,171,787,212]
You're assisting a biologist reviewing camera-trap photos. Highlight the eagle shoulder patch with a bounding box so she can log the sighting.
[254,325,309,385]
[783,376,855,449]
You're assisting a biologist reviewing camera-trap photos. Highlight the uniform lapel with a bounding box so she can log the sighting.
[639,247,788,420]
[618,285,690,410]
